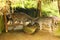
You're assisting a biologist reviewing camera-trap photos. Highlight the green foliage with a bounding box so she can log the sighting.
[41,1,60,17]
[11,0,37,9]
[11,0,60,17]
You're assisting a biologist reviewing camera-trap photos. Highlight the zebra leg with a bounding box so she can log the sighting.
[48,24,52,32]
[39,23,43,30]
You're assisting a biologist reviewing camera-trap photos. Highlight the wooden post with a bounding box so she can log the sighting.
[3,10,8,32]
[2,5,8,32]
[58,0,60,14]
[3,0,11,32]
[37,0,41,17]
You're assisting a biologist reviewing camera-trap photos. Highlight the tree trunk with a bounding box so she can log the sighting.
[58,0,60,14]
[37,0,41,17]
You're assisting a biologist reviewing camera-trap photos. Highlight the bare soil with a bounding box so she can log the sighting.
[0,30,60,40]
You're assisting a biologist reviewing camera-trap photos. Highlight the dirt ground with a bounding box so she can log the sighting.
[0,30,60,40]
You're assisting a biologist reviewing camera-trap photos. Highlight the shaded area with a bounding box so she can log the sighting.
[13,7,39,18]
